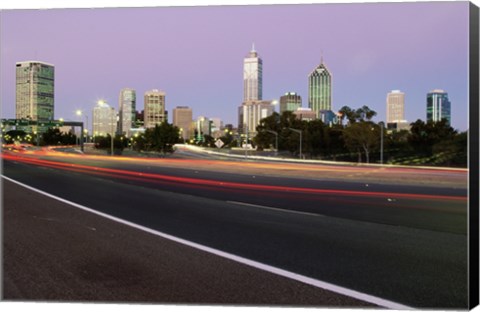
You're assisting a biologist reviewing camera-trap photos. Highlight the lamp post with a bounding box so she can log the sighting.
[288,127,302,159]
[76,109,89,144]
[111,109,115,156]
[379,122,384,164]
[265,130,278,156]
[244,126,249,159]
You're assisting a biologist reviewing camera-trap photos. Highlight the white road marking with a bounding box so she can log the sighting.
[2,175,412,309]
[227,201,323,217]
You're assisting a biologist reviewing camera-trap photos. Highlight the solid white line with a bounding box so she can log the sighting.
[2,174,412,310]
[227,200,323,217]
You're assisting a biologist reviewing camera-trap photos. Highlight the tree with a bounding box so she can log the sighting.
[201,134,215,148]
[343,121,380,163]
[324,124,345,161]
[356,105,377,121]
[219,130,234,147]
[338,106,359,124]
[145,122,181,154]
[255,112,281,150]
[255,111,303,153]
[408,119,457,157]
[3,130,27,144]
[383,129,412,163]
[42,128,77,146]
[303,119,326,157]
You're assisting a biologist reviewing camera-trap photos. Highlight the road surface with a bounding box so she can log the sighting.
[1,147,468,308]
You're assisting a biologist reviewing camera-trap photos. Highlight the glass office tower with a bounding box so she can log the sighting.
[16,61,55,125]
[308,60,332,117]
[427,89,451,126]
[119,88,136,137]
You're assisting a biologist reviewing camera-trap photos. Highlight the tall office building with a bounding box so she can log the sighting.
[239,45,273,134]
[118,88,136,137]
[386,90,410,131]
[144,89,167,128]
[238,100,275,135]
[93,101,116,136]
[243,44,263,102]
[427,89,451,125]
[386,90,406,123]
[173,106,193,140]
[16,61,55,131]
[308,59,332,117]
[280,92,302,114]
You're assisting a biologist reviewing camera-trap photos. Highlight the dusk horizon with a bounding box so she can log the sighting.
[0,1,471,131]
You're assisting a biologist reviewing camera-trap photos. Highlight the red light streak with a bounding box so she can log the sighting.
[2,152,467,202]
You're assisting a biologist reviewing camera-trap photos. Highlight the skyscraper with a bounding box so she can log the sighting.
[386,90,405,123]
[118,88,136,137]
[280,92,302,114]
[15,61,55,131]
[239,44,274,135]
[173,106,193,140]
[308,59,332,117]
[144,89,167,129]
[93,101,116,136]
[427,89,451,125]
[243,43,263,102]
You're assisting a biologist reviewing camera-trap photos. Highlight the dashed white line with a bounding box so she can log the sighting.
[2,174,412,309]
[227,200,323,217]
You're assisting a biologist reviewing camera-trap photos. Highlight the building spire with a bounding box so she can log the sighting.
[251,42,256,52]
[321,50,324,64]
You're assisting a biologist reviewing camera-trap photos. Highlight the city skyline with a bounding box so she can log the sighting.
[0,1,470,131]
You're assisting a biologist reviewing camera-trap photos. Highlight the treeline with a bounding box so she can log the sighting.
[253,107,467,167]
[2,128,77,146]
[94,122,182,154]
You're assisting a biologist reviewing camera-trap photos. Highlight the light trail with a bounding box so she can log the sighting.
[3,146,468,184]
[2,152,467,202]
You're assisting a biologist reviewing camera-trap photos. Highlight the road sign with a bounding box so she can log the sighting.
[215,139,224,148]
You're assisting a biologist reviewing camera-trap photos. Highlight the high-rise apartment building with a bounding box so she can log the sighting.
[93,101,116,136]
[280,92,302,114]
[308,59,332,117]
[118,88,136,137]
[144,89,167,128]
[427,89,451,125]
[386,90,405,123]
[243,44,263,102]
[173,106,193,140]
[16,61,55,131]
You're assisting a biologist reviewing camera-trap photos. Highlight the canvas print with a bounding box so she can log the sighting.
[1,1,478,310]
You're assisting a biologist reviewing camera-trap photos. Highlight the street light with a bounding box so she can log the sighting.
[76,109,89,143]
[288,127,302,159]
[379,122,384,164]
[265,130,278,156]
[111,109,116,156]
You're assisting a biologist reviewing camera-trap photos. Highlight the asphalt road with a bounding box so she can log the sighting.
[3,178,374,306]
[2,148,469,308]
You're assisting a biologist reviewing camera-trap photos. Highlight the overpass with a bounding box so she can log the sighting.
[1,119,85,151]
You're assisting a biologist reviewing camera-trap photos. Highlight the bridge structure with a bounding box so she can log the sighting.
[1,119,85,151]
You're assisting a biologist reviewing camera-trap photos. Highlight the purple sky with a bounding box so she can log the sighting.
[0,1,471,131]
